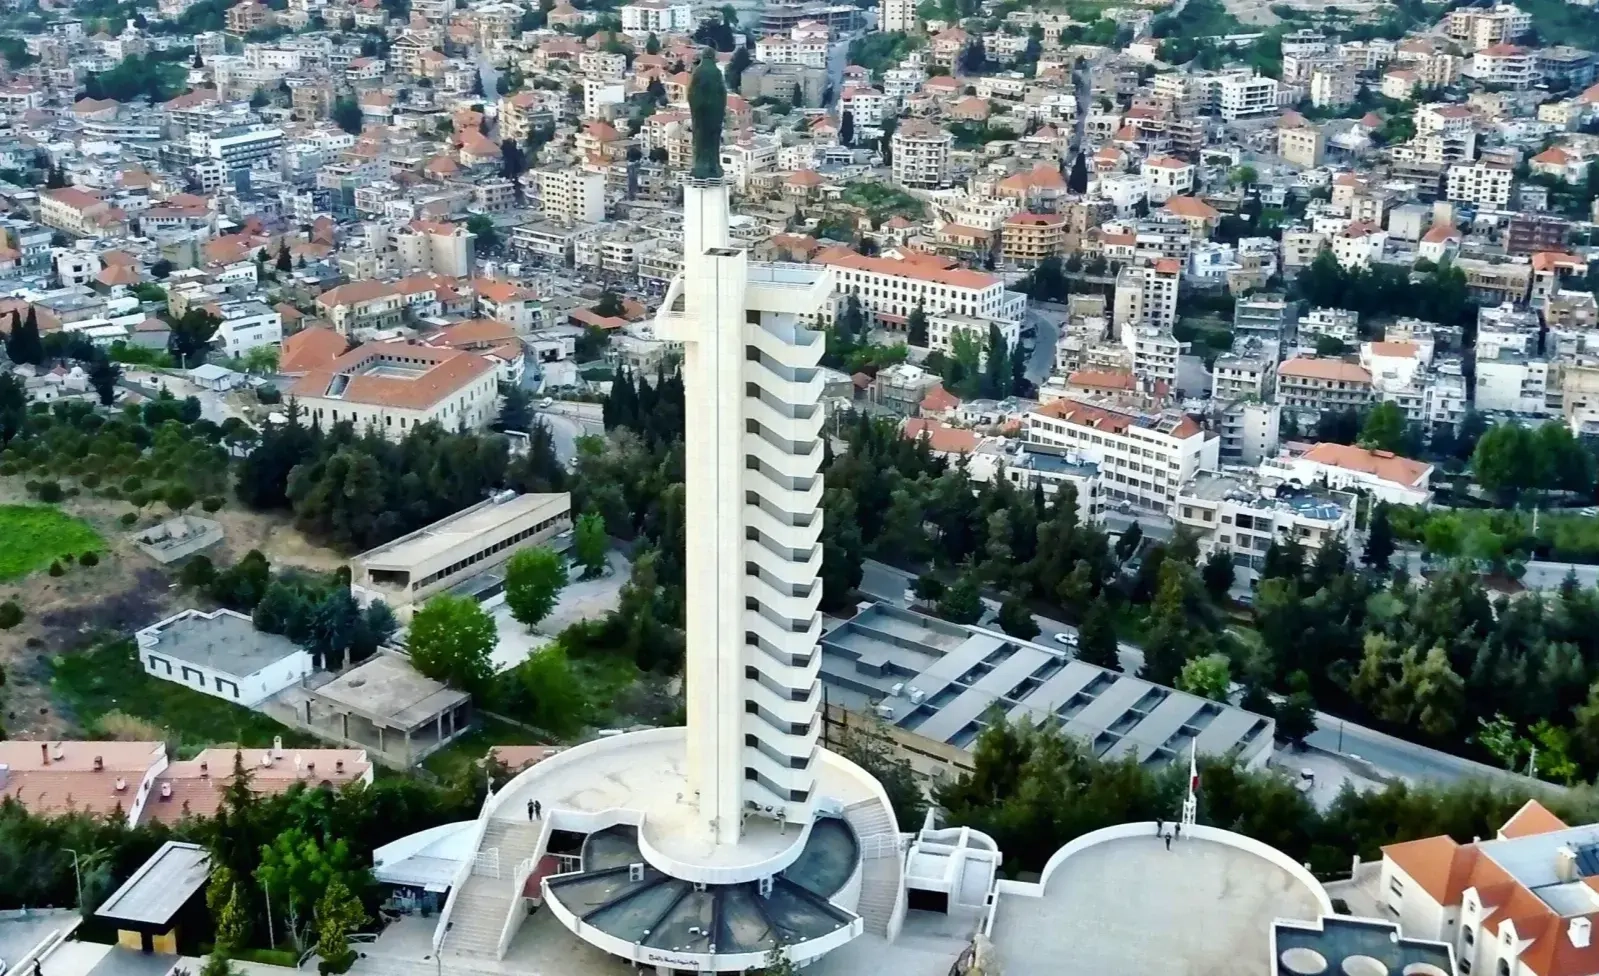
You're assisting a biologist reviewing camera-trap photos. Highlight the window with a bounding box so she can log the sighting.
[1389,876,1405,897]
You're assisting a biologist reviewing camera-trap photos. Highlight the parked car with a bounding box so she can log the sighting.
[1053,631,1079,647]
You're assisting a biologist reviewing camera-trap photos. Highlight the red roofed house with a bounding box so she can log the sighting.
[919,383,961,419]
[901,417,979,457]
[290,341,500,438]
[1161,196,1220,240]
[1268,440,1432,505]
[1141,155,1196,202]
[1369,800,1599,976]
[39,187,128,239]
[1276,356,1375,415]
[1532,145,1591,183]
[280,325,350,375]
[814,247,1025,348]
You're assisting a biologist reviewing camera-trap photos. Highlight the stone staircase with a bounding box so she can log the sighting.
[844,798,902,939]
[439,819,546,959]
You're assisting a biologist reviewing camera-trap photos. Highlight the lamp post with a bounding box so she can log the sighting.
[63,848,82,909]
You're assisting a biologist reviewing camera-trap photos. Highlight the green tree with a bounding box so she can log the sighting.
[1358,401,1405,454]
[906,302,928,347]
[330,96,363,135]
[503,546,568,629]
[164,483,196,513]
[1074,595,1120,670]
[937,570,983,624]
[1274,691,1317,747]
[1177,653,1231,700]
[406,595,497,693]
[1364,501,1395,570]
[1472,421,1537,501]
[5,308,42,366]
[996,596,1039,640]
[506,642,585,735]
[313,877,366,975]
[571,511,608,578]
[835,720,927,830]
[1201,549,1234,601]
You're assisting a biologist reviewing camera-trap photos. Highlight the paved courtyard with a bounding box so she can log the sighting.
[989,833,1325,976]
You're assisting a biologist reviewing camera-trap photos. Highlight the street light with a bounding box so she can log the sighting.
[63,848,82,909]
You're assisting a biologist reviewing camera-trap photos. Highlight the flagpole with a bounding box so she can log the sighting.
[1181,739,1198,827]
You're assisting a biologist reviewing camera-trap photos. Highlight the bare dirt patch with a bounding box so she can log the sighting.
[0,475,345,740]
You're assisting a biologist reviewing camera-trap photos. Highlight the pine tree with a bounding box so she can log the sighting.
[6,308,42,365]
[1068,151,1088,193]
[1364,501,1395,570]
[1075,595,1119,671]
[275,243,292,273]
[906,302,928,347]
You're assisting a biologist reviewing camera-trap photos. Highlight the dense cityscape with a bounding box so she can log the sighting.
[6,0,1599,972]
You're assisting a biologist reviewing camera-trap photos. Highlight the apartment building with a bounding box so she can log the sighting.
[1278,121,1325,168]
[315,280,405,334]
[1141,155,1195,203]
[1277,356,1375,415]
[1111,260,1180,331]
[1234,293,1298,344]
[1125,326,1180,388]
[891,119,953,187]
[1025,399,1218,515]
[1476,351,1551,414]
[289,341,500,438]
[927,313,1021,360]
[39,187,128,239]
[1175,472,1356,586]
[619,0,692,31]
[1468,43,1537,87]
[1215,400,1281,467]
[1211,348,1275,401]
[212,300,282,356]
[535,168,605,225]
[393,220,474,278]
[880,0,915,31]
[1194,70,1279,120]
[817,248,1026,333]
[1000,211,1065,267]
[1445,3,1530,49]
[1446,160,1514,209]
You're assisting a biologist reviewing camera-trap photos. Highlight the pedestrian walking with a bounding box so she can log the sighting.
[533,800,542,820]
[1174,822,1181,841]
[527,798,536,821]
[1155,817,1164,837]
[1164,833,1171,851]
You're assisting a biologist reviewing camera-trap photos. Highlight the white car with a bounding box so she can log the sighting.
[903,588,918,604]
[1053,631,1079,647]
[538,397,554,408]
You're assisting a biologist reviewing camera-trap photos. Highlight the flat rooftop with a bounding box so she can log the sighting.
[990,834,1325,976]
[1274,917,1452,976]
[354,492,570,571]
[310,653,469,732]
[143,609,305,676]
[96,841,210,927]
[821,604,1274,763]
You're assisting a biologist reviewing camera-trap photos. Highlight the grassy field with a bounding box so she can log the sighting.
[420,713,531,782]
[0,504,104,580]
[51,639,316,755]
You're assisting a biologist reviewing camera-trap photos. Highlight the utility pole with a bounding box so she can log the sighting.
[64,848,82,908]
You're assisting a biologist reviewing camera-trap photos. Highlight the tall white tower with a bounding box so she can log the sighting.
[655,56,833,850]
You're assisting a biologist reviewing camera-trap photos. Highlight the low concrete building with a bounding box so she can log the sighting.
[350,491,572,615]
[133,515,223,564]
[819,603,1276,782]
[136,608,314,707]
[301,652,472,765]
[1175,471,1357,587]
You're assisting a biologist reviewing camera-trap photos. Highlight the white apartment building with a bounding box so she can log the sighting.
[1299,307,1359,344]
[1468,43,1537,87]
[1476,352,1551,414]
[1212,350,1274,401]
[212,300,282,356]
[191,124,284,176]
[755,30,828,69]
[1175,472,1356,585]
[1025,400,1218,515]
[892,119,953,188]
[1125,326,1180,388]
[1446,160,1514,209]
[927,313,1021,360]
[288,341,501,438]
[1140,155,1195,203]
[1217,400,1281,466]
[880,0,915,30]
[536,168,605,225]
[1111,260,1180,332]
[839,85,889,127]
[393,220,474,278]
[883,66,925,102]
[619,0,692,32]
[1445,3,1530,49]
[1194,70,1280,120]
[818,250,1027,331]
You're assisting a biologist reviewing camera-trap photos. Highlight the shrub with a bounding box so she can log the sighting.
[101,486,121,500]
[179,555,216,588]
[64,486,78,497]
[0,601,22,629]
[79,551,98,567]
[128,490,151,508]
[118,512,137,527]
[47,560,64,577]
[81,472,101,489]
[122,475,142,493]
[64,461,83,477]
[23,480,38,493]
[0,462,15,476]
[202,495,224,513]
[36,481,62,503]
[257,385,282,404]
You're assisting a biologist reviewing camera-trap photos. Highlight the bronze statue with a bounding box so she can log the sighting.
[689,47,726,180]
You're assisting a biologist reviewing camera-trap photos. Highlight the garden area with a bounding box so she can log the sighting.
[839,183,927,224]
[0,504,102,580]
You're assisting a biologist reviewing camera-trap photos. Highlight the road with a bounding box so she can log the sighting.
[1024,309,1059,386]
[1394,551,1599,591]
[856,560,1546,789]
[533,407,602,464]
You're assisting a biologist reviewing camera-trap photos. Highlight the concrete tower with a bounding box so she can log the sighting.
[658,51,831,847]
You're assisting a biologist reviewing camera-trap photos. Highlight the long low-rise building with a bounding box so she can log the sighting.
[1175,471,1357,587]
[820,603,1275,783]
[1024,398,1218,516]
[1261,441,1434,506]
[814,246,1027,340]
[350,491,572,615]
